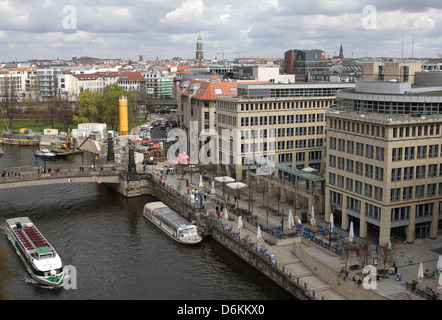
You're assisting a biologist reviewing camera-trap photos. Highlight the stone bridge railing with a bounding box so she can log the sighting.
[0,164,122,189]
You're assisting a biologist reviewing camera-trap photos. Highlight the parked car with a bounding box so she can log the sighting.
[143,159,157,165]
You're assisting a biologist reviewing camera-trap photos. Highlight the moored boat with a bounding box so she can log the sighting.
[143,202,202,245]
[34,148,56,159]
[5,217,65,287]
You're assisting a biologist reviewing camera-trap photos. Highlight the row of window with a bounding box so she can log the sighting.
[329,138,385,160]
[329,173,441,201]
[328,118,386,138]
[391,164,441,181]
[238,114,324,126]
[392,145,440,161]
[240,139,324,152]
[330,191,435,223]
[239,100,332,111]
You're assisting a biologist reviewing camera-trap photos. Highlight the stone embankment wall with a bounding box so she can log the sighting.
[292,239,389,300]
[211,222,313,300]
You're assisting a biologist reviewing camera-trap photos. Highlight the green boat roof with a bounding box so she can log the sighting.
[35,246,52,255]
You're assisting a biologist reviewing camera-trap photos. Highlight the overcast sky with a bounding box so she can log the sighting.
[1,0,441,62]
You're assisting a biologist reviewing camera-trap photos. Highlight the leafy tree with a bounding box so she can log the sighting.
[101,84,127,130]
[73,90,103,124]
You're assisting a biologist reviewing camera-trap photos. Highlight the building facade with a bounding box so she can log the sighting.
[284,49,330,82]
[361,62,422,84]
[216,83,355,180]
[325,81,442,246]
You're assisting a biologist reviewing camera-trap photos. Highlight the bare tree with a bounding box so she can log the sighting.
[378,242,396,272]
[1,76,18,130]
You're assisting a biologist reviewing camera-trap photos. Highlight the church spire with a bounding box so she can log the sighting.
[196,32,204,62]
[339,43,344,59]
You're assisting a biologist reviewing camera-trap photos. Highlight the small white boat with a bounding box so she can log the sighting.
[143,202,202,245]
[34,148,56,159]
[5,217,65,287]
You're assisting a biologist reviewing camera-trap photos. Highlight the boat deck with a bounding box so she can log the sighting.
[7,217,50,251]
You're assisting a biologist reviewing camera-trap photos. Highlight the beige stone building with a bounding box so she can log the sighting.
[215,83,355,179]
[362,62,422,83]
[325,81,442,245]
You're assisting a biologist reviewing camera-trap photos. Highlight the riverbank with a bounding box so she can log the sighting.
[142,161,441,300]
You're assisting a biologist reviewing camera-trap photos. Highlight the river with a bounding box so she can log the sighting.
[0,144,294,300]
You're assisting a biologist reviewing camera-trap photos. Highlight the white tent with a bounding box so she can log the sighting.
[226,182,248,189]
[214,176,235,183]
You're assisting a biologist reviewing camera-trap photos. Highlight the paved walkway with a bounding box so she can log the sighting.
[138,161,441,300]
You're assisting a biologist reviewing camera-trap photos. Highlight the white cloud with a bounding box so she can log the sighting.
[0,0,441,61]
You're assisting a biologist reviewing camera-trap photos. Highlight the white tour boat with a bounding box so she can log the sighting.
[143,202,202,245]
[5,217,65,287]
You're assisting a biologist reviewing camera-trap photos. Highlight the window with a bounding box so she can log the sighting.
[346,159,354,173]
[391,168,402,182]
[374,187,383,201]
[365,164,373,179]
[417,146,426,159]
[415,185,425,198]
[392,148,402,161]
[390,188,401,202]
[355,162,363,175]
[404,167,414,180]
[375,167,384,181]
[391,207,409,222]
[356,143,364,156]
[214,88,223,94]
[376,147,384,161]
[416,165,426,179]
[366,145,374,159]
[403,186,413,200]
[364,183,372,198]
[427,183,436,197]
[347,141,354,154]
[429,145,439,158]
[355,181,363,194]
[405,147,415,160]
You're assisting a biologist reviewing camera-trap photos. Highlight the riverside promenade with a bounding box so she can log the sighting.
[139,161,441,300]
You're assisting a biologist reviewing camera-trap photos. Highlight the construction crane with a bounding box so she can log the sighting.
[216,50,254,61]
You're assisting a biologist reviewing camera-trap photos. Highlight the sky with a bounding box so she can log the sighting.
[1,0,441,62]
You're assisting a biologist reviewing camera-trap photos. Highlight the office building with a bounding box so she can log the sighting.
[284,49,330,82]
[325,81,442,246]
[216,83,355,180]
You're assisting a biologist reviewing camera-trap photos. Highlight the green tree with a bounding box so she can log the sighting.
[100,84,126,130]
[73,90,103,124]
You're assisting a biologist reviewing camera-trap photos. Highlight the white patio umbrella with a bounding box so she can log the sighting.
[223,206,228,222]
[238,216,243,237]
[211,181,215,194]
[418,262,424,282]
[257,225,262,243]
[349,221,354,242]
[199,175,203,188]
[329,213,334,232]
[437,255,442,272]
[288,210,295,229]
[438,272,442,292]
[310,206,316,226]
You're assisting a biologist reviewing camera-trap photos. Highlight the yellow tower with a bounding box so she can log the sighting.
[119,96,128,135]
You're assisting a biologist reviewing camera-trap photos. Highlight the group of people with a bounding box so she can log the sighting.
[1,170,20,177]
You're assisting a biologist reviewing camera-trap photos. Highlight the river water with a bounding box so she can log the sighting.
[0,144,293,300]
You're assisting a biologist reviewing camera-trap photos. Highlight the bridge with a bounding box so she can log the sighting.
[0,164,121,190]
